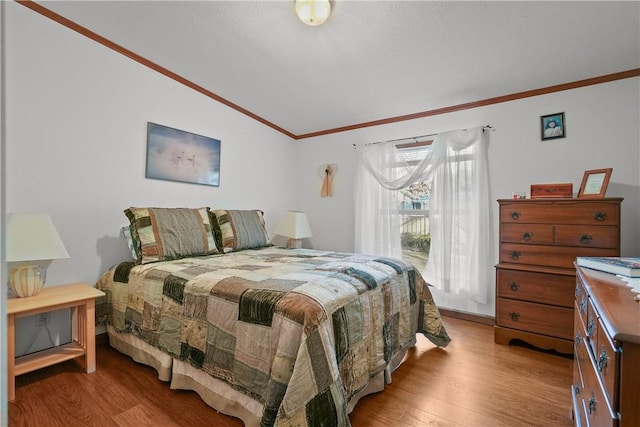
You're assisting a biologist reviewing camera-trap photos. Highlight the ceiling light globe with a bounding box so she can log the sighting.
[295,0,331,26]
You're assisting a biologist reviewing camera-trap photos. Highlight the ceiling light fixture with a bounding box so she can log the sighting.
[295,0,331,26]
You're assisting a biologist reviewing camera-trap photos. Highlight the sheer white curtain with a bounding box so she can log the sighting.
[355,126,491,303]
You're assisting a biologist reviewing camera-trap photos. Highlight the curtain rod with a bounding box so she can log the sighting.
[353,125,494,149]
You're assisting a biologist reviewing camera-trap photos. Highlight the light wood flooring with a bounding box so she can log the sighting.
[9,316,574,426]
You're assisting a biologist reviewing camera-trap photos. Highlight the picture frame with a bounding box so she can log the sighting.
[145,122,221,187]
[578,168,613,198]
[540,112,566,140]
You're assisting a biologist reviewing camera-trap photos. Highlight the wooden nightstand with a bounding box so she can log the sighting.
[7,283,105,401]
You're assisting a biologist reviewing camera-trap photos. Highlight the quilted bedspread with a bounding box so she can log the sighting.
[95,247,450,426]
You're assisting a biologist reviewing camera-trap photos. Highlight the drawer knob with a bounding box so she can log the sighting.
[522,231,533,241]
[510,211,521,220]
[579,298,587,314]
[510,251,521,260]
[588,392,597,414]
[575,285,581,297]
[593,212,607,221]
[587,318,596,338]
[509,311,520,321]
[598,348,608,371]
[575,331,582,346]
[509,282,519,291]
[579,234,593,244]
[573,384,580,396]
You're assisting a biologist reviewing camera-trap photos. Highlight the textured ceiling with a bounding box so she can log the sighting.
[36,1,640,137]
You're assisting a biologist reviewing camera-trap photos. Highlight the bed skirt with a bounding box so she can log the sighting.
[107,326,412,426]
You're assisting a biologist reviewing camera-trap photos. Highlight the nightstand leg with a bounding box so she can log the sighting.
[85,299,96,373]
[8,313,16,401]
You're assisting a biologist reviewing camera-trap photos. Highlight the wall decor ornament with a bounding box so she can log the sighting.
[319,163,337,197]
[540,112,566,140]
[145,122,221,187]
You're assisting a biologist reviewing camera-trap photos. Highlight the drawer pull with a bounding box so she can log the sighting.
[593,212,607,222]
[510,251,521,260]
[579,297,587,314]
[510,211,521,220]
[573,384,580,396]
[575,284,581,297]
[522,231,533,241]
[575,331,582,346]
[509,282,519,291]
[579,234,593,244]
[509,312,520,321]
[587,318,596,338]
[588,392,597,414]
[598,348,608,371]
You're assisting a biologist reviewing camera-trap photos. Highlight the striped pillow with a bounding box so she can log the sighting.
[125,207,219,264]
[211,209,271,253]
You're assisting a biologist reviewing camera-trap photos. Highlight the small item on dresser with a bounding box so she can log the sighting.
[576,256,640,277]
[530,183,573,199]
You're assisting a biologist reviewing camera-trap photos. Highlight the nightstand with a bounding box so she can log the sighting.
[7,283,105,400]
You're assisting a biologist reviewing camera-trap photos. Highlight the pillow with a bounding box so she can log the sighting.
[120,225,138,260]
[211,209,271,253]
[124,207,219,264]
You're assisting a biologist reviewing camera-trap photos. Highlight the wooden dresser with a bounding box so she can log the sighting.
[495,197,622,354]
[573,266,640,426]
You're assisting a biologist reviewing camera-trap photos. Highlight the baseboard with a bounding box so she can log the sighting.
[439,308,495,326]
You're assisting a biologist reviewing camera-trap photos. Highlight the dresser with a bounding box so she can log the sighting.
[572,266,640,427]
[494,198,622,354]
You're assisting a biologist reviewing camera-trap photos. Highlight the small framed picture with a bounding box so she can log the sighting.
[540,112,566,140]
[578,168,613,198]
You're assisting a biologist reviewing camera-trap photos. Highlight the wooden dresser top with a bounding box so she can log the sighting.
[576,265,640,345]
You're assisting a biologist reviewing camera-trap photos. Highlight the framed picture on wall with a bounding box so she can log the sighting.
[540,112,566,140]
[578,168,612,198]
[145,122,221,187]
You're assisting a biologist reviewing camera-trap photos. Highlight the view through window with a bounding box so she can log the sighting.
[396,143,432,267]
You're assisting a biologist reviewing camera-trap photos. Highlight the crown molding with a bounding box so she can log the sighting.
[17,1,640,141]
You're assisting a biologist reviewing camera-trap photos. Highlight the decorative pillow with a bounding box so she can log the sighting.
[124,207,219,264]
[211,209,271,253]
[120,225,138,260]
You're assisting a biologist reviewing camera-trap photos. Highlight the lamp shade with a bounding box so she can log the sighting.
[273,211,313,239]
[6,213,70,262]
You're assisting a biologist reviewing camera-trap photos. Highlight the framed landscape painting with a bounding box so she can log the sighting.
[145,122,221,187]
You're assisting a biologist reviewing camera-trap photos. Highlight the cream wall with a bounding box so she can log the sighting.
[294,77,640,316]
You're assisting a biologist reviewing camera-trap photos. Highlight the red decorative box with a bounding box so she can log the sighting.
[530,183,573,198]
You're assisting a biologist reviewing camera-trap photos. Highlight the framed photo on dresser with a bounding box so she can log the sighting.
[578,168,612,198]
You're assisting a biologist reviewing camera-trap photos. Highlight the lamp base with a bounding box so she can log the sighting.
[286,238,303,249]
[8,265,45,297]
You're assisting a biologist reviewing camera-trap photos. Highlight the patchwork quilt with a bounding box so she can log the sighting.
[95,247,451,426]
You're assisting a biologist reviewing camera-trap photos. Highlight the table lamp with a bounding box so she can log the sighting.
[6,213,70,297]
[273,211,313,249]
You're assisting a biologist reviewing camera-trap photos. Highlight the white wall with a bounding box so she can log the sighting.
[4,3,299,355]
[5,3,298,287]
[295,77,640,316]
[4,3,640,323]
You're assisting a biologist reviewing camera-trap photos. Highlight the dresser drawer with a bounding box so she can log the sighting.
[500,202,619,225]
[596,319,619,407]
[575,281,589,333]
[496,298,573,340]
[500,243,618,269]
[555,225,619,248]
[500,224,553,244]
[497,268,574,307]
[581,338,618,427]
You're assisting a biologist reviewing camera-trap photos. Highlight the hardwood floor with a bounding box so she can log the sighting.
[9,316,573,426]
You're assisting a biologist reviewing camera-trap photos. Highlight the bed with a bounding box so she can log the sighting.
[95,207,451,426]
